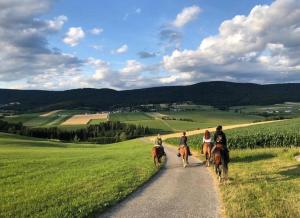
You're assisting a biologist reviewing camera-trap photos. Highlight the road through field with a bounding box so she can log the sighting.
[100,120,283,218]
[100,144,221,218]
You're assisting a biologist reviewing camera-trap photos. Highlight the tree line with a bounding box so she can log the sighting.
[0,120,151,144]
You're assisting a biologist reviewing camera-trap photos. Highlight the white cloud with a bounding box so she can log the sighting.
[0,0,82,85]
[121,60,144,75]
[173,5,202,28]
[47,15,68,31]
[114,44,128,54]
[163,0,300,85]
[63,27,85,47]
[90,27,103,35]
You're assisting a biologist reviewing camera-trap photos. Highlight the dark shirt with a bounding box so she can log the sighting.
[213,130,227,147]
[179,136,188,146]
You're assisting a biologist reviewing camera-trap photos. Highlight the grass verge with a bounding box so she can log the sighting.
[222,148,300,218]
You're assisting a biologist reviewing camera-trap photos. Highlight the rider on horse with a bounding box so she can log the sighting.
[153,134,166,155]
[177,131,192,157]
[201,130,212,154]
[211,125,229,164]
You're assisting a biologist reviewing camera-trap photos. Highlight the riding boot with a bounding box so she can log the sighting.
[188,146,192,156]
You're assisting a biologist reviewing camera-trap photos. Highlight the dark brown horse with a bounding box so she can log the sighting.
[179,146,189,168]
[152,146,165,167]
[213,143,228,182]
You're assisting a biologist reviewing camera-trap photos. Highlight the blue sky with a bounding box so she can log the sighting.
[0,0,299,90]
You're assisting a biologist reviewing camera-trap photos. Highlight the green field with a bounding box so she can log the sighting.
[221,148,300,218]
[0,133,157,217]
[109,112,154,121]
[110,110,262,133]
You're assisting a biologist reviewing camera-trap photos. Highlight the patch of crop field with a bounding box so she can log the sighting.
[0,133,157,217]
[2,113,40,124]
[61,113,108,125]
[125,120,173,133]
[109,112,154,122]
[40,110,62,117]
[163,110,261,123]
[45,115,72,127]
[222,148,300,218]
[23,115,60,127]
[147,112,167,118]
[88,119,107,125]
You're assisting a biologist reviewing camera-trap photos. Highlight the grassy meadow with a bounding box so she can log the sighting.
[222,148,300,218]
[0,133,157,217]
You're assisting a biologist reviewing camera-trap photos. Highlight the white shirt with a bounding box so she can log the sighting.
[203,136,212,143]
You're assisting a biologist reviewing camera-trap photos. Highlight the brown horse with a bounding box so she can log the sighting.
[203,142,212,167]
[213,143,228,182]
[152,146,165,167]
[179,145,189,168]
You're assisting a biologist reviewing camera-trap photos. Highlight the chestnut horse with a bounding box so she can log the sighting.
[151,146,165,167]
[213,143,228,182]
[179,146,189,168]
[203,142,212,167]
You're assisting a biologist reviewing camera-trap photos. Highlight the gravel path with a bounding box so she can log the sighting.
[100,145,221,218]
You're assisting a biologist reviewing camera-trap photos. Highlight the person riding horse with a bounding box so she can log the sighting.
[152,134,166,166]
[177,131,192,157]
[202,130,213,166]
[201,130,212,154]
[153,134,166,155]
[211,125,229,177]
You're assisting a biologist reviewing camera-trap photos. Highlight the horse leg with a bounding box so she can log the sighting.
[217,165,222,182]
[223,163,228,180]
[205,153,209,167]
[182,157,186,168]
[153,156,157,167]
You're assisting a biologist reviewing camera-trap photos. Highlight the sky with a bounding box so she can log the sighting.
[0,0,300,90]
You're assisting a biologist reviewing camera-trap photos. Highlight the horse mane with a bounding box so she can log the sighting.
[204,130,210,140]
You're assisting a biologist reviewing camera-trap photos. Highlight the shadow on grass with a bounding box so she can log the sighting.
[279,165,300,179]
[231,153,276,163]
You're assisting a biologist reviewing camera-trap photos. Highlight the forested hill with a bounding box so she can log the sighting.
[1,81,300,111]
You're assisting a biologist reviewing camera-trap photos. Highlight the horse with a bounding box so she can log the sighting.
[179,145,189,168]
[151,146,165,167]
[213,143,228,182]
[203,142,212,167]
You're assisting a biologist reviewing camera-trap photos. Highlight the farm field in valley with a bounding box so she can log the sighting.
[0,108,264,132]
[0,133,157,218]
[61,113,109,125]
[110,109,263,133]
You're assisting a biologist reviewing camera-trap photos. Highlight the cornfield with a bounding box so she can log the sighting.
[166,118,300,149]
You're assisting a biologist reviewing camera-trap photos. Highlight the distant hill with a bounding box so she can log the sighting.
[1,81,300,111]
